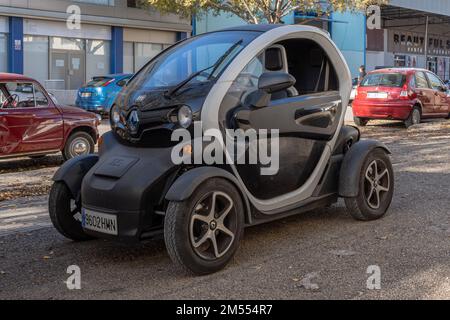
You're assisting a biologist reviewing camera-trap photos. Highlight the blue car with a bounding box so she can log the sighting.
[76,74,132,114]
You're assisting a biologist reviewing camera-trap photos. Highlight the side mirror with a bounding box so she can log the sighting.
[258,72,296,94]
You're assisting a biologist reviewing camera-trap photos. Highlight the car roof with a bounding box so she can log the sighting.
[369,67,430,74]
[0,73,37,82]
[217,24,284,33]
[98,74,132,79]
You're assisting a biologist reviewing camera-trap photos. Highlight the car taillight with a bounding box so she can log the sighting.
[400,84,410,99]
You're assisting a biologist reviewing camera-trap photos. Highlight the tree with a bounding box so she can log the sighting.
[139,0,388,25]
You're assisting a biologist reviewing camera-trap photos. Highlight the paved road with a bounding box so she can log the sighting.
[0,119,449,300]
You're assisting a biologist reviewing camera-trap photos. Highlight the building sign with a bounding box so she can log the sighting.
[389,30,450,56]
[14,39,22,51]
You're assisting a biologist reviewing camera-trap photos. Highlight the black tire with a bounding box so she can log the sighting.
[404,106,421,128]
[48,182,95,241]
[354,117,369,127]
[344,149,394,221]
[164,178,245,275]
[63,131,95,161]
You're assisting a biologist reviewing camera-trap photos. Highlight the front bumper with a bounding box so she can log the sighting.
[352,100,413,120]
[81,132,178,241]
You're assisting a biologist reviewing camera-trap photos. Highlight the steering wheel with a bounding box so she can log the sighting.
[1,94,19,108]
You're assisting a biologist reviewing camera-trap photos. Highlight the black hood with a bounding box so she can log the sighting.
[115,81,214,114]
[112,82,214,146]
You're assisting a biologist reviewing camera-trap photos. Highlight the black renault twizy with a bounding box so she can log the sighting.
[49,25,394,275]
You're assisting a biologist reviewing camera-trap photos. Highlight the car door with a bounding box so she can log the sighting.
[28,83,64,152]
[220,45,342,201]
[0,82,36,155]
[414,71,435,116]
[0,81,63,156]
[426,72,449,115]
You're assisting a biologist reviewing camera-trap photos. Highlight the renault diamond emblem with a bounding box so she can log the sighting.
[135,95,147,103]
[128,110,140,134]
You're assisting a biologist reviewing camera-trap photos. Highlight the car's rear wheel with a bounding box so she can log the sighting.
[345,148,394,221]
[405,106,421,128]
[63,131,95,161]
[48,182,95,241]
[354,117,369,127]
[164,178,244,275]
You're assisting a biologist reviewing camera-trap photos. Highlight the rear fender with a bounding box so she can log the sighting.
[339,140,391,198]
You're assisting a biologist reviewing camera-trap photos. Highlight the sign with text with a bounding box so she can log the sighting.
[389,30,450,56]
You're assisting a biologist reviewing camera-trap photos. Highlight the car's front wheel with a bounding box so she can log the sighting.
[345,148,394,221]
[48,182,95,241]
[63,131,95,161]
[164,178,245,275]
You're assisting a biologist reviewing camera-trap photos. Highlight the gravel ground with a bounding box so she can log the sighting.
[0,118,449,300]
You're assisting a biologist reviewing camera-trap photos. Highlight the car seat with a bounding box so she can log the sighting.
[264,45,299,99]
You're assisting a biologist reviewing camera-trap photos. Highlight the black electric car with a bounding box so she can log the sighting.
[49,25,394,275]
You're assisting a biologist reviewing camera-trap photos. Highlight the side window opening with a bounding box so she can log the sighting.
[277,39,339,95]
[415,72,430,89]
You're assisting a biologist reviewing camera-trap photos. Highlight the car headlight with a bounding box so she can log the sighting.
[178,105,193,129]
[110,105,120,126]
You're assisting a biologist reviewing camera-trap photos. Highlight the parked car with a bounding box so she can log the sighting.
[352,68,450,128]
[0,73,100,161]
[49,25,394,275]
[349,77,358,104]
[76,74,132,114]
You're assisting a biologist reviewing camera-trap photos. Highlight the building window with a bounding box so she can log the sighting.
[134,43,163,71]
[86,40,111,81]
[0,33,7,73]
[123,42,167,73]
[24,35,49,86]
[124,41,134,73]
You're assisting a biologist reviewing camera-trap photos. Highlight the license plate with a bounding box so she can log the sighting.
[82,209,118,235]
[81,92,91,98]
[367,92,388,99]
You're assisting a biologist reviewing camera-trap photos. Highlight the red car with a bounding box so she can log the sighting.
[352,68,450,128]
[0,73,100,160]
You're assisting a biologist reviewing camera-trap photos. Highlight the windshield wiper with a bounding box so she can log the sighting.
[164,39,243,99]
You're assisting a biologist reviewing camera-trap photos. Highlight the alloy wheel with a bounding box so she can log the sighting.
[189,192,237,260]
[364,160,391,210]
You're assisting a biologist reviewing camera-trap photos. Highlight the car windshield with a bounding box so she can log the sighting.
[126,31,260,91]
[360,73,406,87]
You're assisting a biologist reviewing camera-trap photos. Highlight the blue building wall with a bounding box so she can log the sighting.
[194,10,366,79]
[111,26,124,74]
[330,12,366,78]
[8,17,23,74]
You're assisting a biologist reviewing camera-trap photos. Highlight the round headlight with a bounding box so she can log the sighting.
[110,105,120,126]
[178,105,193,129]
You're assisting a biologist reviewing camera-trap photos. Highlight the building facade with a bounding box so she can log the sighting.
[195,1,450,81]
[366,0,450,81]
[0,0,190,102]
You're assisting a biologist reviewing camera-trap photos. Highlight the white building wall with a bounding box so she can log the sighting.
[24,19,111,40]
